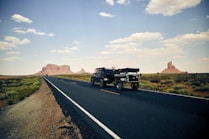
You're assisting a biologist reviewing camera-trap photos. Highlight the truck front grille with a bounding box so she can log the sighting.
[128,75,138,82]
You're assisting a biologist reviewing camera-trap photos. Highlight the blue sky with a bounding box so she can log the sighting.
[0,0,209,75]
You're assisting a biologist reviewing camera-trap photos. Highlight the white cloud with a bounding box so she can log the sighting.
[11,14,32,23]
[163,30,209,46]
[106,0,114,6]
[100,31,184,60]
[206,15,209,19]
[100,30,209,64]
[109,32,163,44]
[200,57,209,62]
[48,33,55,37]
[51,46,79,54]
[4,36,30,45]
[2,56,21,61]
[105,0,130,6]
[26,28,45,36]
[0,41,16,50]
[13,28,55,37]
[99,12,114,17]
[146,0,201,16]
[6,51,20,55]
[117,0,130,5]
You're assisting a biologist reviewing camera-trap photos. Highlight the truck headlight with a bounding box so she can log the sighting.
[104,78,108,81]
[120,78,126,81]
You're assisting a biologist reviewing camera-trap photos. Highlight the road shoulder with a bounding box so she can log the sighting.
[0,79,82,139]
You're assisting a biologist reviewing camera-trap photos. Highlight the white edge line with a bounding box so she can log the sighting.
[138,88,209,101]
[44,77,121,139]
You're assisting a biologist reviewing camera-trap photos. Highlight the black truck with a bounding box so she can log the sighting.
[91,67,140,90]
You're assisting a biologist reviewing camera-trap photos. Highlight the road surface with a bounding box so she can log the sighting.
[44,76,209,139]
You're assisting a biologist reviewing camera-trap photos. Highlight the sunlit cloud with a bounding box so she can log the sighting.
[105,0,130,6]
[13,28,55,37]
[146,0,201,16]
[6,51,20,55]
[4,36,30,45]
[163,30,209,46]
[105,0,114,6]
[11,14,32,23]
[117,0,130,5]
[51,46,79,54]
[2,56,21,61]
[0,41,16,50]
[99,12,114,17]
[12,28,55,37]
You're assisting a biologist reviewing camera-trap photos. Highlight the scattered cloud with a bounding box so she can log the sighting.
[13,28,55,37]
[207,15,209,19]
[101,30,209,61]
[105,0,114,6]
[100,31,187,61]
[6,51,20,55]
[117,0,130,5]
[11,14,32,23]
[51,46,79,54]
[4,36,30,45]
[105,0,130,6]
[2,56,21,61]
[0,36,30,50]
[48,33,55,37]
[99,12,114,17]
[0,41,16,50]
[26,28,45,36]
[146,0,201,16]
[163,30,209,46]
[200,57,209,62]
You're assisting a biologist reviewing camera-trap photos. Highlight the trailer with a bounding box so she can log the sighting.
[91,67,140,90]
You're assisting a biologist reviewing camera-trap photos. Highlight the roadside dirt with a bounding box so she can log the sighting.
[0,79,82,139]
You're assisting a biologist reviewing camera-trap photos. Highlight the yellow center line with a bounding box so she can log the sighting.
[100,89,120,95]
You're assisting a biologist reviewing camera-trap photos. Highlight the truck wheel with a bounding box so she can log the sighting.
[100,79,105,87]
[91,79,95,86]
[131,82,139,90]
[116,81,123,91]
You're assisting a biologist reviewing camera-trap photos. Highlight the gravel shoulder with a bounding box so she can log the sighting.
[0,79,82,139]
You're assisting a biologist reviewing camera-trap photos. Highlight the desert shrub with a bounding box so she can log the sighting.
[175,78,187,83]
[0,93,6,100]
[149,78,160,83]
[7,99,15,105]
[169,85,191,95]
[6,90,18,99]
[195,83,209,92]
[161,80,174,86]
[191,80,201,86]
[33,80,41,86]
[140,80,154,90]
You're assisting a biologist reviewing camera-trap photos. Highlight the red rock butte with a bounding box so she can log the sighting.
[35,64,88,75]
[161,61,187,74]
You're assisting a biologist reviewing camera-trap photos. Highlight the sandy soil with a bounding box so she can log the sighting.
[0,79,82,139]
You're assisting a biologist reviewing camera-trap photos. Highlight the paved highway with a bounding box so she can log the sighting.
[44,76,209,139]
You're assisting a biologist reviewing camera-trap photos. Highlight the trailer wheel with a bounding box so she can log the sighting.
[131,82,139,90]
[116,81,123,91]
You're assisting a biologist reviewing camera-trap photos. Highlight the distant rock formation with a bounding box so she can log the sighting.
[161,61,186,74]
[36,64,74,75]
[76,68,88,74]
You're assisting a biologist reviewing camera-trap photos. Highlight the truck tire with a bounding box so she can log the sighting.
[100,79,105,87]
[131,82,139,90]
[116,81,123,91]
[91,78,95,86]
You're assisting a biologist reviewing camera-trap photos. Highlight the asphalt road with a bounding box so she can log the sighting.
[44,77,209,139]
